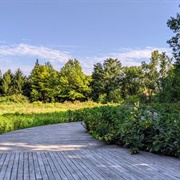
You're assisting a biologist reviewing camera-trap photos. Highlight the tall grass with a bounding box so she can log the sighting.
[0,101,102,134]
[0,100,101,115]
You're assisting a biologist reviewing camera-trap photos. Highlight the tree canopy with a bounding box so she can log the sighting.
[0,6,179,103]
[167,5,180,65]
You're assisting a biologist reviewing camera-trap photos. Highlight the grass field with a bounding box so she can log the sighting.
[0,101,102,134]
[0,101,102,115]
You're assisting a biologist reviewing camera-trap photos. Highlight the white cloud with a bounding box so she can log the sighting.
[79,47,172,74]
[0,44,172,75]
[0,43,71,63]
[112,47,171,60]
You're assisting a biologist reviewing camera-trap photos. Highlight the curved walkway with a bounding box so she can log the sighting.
[0,122,180,180]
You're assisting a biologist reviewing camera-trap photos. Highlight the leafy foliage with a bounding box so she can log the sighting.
[91,58,122,103]
[58,59,91,101]
[71,103,180,157]
[30,61,58,102]
[167,5,180,65]
[121,66,143,98]
[166,5,180,102]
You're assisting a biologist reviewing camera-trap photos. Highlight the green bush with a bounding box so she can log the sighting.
[108,89,123,103]
[73,103,180,158]
[124,95,141,105]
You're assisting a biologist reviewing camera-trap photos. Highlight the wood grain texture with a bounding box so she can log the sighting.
[0,122,179,180]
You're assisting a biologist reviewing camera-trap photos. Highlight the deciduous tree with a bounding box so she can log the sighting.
[30,60,58,102]
[167,5,180,101]
[167,5,180,65]
[59,59,91,101]
[91,58,122,103]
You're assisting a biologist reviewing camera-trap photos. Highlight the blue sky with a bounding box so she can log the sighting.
[0,0,179,75]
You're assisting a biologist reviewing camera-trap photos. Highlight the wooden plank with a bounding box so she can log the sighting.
[79,149,117,180]
[17,152,24,180]
[69,150,105,180]
[44,152,62,180]
[139,152,180,179]
[48,152,69,180]
[36,152,49,180]
[32,152,42,180]
[0,153,7,173]
[0,153,10,180]
[56,151,80,180]
[106,149,168,180]
[98,149,149,180]
[98,149,148,179]
[52,151,74,180]
[3,153,15,180]
[40,152,55,180]
[0,122,179,180]
[106,149,180,180]
[11,153,20,180]
[28,152,36,180]
[62,151,88,180]
[23,152,30,180]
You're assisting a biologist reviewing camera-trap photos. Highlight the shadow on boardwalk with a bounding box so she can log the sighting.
[0,122,180,179]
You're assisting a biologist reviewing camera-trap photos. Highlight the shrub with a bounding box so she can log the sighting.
[74,103,180,157]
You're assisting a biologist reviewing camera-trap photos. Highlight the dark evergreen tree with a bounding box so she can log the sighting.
[91,63,105,101]
[2,69,13,96]
[22,76,31,100]
[13,68,25,94]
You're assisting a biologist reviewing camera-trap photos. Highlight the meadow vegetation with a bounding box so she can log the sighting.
[0,100,102,134]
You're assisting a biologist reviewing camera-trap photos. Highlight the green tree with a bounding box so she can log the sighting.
[59,59,91,101]
[13,68,25,94]
[141,50,159,102]
[121,66,143,98]
[1,69,13,95]
[30,60,58,102]
[91,58,122,103]
[158,53,173,91]
[167,6,180,101]
[156,52,173,102]
[167,6,180,65]
[22,76,31,99]
[91,63,105,101]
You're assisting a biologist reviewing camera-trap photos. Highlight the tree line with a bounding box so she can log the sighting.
[0,50,178,103]
[0,7,179,103]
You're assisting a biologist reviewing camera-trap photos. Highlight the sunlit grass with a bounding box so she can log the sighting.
[0,101,103,134]
[0,101,102,115]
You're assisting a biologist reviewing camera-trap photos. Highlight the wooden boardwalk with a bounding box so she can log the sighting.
[0,122,180,180]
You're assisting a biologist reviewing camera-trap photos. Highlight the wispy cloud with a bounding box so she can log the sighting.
[0,43,71,63]
[111,47,171,60]
[79,47,171,74]
[0,44,171,75]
